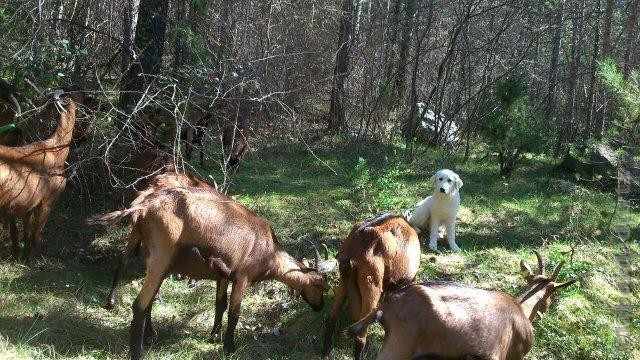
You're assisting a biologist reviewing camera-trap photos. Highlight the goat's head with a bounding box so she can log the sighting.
[298,241,338,311]
[519,250,577,313]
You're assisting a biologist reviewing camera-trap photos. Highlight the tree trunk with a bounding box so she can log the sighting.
[118,0,169,123]
[393,0,416,113]
[623,0,640,77]
[121,0,140,75]
[328,0,355,132]
[555,0,584,156]
[546,0,564,119]
[593,0,615,139]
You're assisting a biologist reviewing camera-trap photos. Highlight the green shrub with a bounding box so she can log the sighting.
[482,76,550,176]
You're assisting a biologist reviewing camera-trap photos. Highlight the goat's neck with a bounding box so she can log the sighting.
[517,282,549,322]
[272,250,315,289]
[49,102,76,147]
[0,102,75,165]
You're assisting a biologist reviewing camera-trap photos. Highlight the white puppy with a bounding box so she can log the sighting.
[408,169,463,252]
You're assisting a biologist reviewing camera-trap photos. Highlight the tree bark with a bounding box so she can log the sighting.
[328,0,355,132]
[118,0,169,123]
[546,0,564,119]
[623,0,640,77]
[593,0,615,139]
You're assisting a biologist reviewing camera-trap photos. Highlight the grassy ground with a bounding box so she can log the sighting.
[0,135,639,359]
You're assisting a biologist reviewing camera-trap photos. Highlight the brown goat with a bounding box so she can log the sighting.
[322,213,421,359]
[344,251,577,360]
[104,163,215,310]
[0,94,76,265]
[221,113,247,172]
[88,187,335,359]
[182,109,213,166]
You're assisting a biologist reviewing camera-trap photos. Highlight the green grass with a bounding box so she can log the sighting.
[1,136,639,359]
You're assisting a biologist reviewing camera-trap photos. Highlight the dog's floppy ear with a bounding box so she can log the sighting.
[430,173,437,184]
[455,174,463,191]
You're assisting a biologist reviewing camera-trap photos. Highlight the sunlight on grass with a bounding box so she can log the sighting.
[0,137,638,359]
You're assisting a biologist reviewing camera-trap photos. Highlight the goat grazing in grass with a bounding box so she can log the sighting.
[104,154,215,310]
[0,92,76,264]
[344,250,577,360]
[88,187,336,359]
[322,213,421,359]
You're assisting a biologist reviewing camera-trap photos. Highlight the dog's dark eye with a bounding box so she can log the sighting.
[438,177,443,181]
[448,179,452,183]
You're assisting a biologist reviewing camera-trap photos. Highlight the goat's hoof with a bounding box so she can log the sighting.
[223,341,236,354]
[105,297,116,311]
[207,334,221,344]
[143,330,158,346]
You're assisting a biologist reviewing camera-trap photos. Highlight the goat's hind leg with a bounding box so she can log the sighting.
[208,278,229,343]
[223,277,248,354]
[106,228,140,310]
[353,267,383,360]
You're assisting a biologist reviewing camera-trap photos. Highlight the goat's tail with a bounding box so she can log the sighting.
[343,310,383,339]
[86,206,144,227]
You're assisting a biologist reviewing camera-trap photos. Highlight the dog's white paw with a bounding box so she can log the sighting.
[450,244,461,252]
[428,241,438,252]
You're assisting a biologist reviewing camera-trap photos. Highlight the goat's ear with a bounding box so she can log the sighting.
[553,279,577,290]
[520,260,533,277]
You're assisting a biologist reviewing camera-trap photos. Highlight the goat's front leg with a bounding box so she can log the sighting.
[322,279,348,357]
[143,300,158,345]
[354,268,383,360]
[25,203,53,267]
[223,277,248,354]
[445,219,460,252]
[208,278,229,343]
[428,217,440,252]
[9,219,19,257]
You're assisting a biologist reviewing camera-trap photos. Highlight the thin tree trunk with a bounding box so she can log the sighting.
[555,0,584,156]
[328,0,355,132]
[121,0,140,75]
[593,0,615,139]
[623,0,640,77]
[546,0,564,119]
[393,0,416,113]
[118,0,169,124]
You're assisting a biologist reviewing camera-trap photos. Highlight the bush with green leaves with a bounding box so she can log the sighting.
[482,76,550,176]
[597,58,640,145]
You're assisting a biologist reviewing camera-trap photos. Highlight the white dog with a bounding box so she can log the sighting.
[408,169,463,252]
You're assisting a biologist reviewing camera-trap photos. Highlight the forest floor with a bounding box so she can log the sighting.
[0,135,638,359]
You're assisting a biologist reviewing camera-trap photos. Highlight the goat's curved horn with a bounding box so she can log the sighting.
[8,94,20,117]
[532,250,544,275]
[520,260,533,277]
[550,261,565,281]
[306,239,321,269]
[553,278,577,290]
[321,242,330,260]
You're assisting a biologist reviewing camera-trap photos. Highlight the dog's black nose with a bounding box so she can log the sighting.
[440,188,446,193]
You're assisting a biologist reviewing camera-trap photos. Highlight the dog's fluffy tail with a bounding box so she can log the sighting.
[343,310,383,339]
